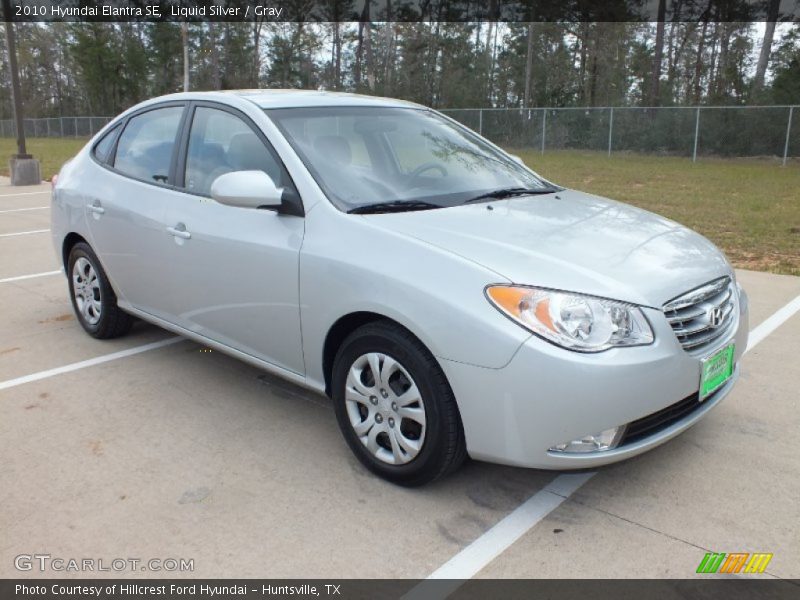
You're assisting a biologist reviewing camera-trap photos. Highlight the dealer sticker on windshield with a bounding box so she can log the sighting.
[700,344,735,400]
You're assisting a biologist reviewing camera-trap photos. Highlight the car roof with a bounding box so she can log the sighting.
[216,89,425,110]
[106,90,433,136]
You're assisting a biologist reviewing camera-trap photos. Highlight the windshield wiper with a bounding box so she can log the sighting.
[463,186,558,204]
[348,200,443,214]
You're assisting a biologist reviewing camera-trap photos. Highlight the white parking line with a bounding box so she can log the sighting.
[0,206,48,214]
[0,270,62,284]
[0,229,50,238]
[414,473,594,590]
[0,337,183,392]
[406,478,600,596]
[0,191,50,197]
[746,294,800,352]
[409,294,800,588]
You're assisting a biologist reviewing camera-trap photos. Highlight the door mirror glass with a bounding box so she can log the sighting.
[210,170,283,210]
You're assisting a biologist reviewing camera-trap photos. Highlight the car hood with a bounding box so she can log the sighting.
[367,190,733,307]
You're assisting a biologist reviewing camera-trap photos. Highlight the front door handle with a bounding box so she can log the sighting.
[86,202,105,215]
[167,224,191,240]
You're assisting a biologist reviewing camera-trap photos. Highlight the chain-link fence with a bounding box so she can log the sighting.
[2,107,797,164]
[440,106,798,165]
[0,116,113,139]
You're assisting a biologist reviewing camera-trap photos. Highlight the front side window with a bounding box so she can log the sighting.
[113,106,184,183]
[267,106,549,211]
[184,106,285,196]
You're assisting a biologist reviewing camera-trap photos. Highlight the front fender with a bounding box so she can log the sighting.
[299,206,532,390]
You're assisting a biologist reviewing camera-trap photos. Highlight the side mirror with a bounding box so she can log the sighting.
[509,154,526,167]
[210,170,283,210]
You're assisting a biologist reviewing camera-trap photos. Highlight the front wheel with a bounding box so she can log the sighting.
[67,242,133,339]
[331,321,466,486]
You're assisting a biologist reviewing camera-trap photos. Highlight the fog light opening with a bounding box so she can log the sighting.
[549,426,626,453]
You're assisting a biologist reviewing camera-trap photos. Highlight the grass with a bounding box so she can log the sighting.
[2,138,798,275]
[0,137,87,181]
[514,149,800,276]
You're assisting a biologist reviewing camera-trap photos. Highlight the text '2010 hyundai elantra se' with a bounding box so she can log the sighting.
[52,90,748,486]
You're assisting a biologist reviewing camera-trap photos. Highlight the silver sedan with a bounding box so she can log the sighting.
[51,91,748,486]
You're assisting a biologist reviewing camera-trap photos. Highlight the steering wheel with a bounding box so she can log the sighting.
[409,162,448,180]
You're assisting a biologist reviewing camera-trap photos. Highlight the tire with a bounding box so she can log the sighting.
[67,242,133,339]
[331,321,467,486]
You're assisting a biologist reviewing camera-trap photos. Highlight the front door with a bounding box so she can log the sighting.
[162,104,305,375]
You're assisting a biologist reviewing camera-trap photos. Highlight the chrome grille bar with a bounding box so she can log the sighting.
[663,277,737,353]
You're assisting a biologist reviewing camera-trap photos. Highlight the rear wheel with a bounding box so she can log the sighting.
[331,321,466,486]
[67,242,133,339]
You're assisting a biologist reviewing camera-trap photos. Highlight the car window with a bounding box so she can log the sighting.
[92,123,121,164]
[113,106,184,183]
[268,106,547,211]
[385,125,457,175]
[184,107,284,196]
[281,114,373,169]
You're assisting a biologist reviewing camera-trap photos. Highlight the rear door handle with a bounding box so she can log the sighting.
[167,225,191,240]
[86,203,105,215]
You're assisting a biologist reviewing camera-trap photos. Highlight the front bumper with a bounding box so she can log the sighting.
[440,287,749,469]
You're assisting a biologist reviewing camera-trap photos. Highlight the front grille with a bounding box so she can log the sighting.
[663,277,736,353]
[619,392,702,446]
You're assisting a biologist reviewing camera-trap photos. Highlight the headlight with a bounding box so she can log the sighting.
[486,285,654,352]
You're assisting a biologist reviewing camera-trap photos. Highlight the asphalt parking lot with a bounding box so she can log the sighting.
[1,179,798,582]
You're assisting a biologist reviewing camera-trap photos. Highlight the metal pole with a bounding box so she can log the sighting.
[60,116,64,137]
[541,109,547,155]
[74,117,77,138]
[782,106,794,167]
[607,107,614,157]
[692,107,701,163]
[2,0,29,157]
[478,109,483,136]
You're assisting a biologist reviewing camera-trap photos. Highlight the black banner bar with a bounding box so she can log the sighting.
[2,0,800,23]
[3,579,800,600]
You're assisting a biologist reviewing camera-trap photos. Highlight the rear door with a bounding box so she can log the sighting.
[162,103,306,375]
[83,103,186,321]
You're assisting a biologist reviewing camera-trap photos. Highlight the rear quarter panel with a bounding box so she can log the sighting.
[51,149,92,269]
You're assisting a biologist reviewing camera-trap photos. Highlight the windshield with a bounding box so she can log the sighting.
[266,106,551,212]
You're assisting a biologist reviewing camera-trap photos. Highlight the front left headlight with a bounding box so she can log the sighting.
[486,285,654,352]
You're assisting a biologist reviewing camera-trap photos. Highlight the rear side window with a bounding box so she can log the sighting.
[92,123,120,164]
[114,106,184,184]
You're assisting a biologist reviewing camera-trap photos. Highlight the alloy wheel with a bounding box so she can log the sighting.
[72,257,102,325]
